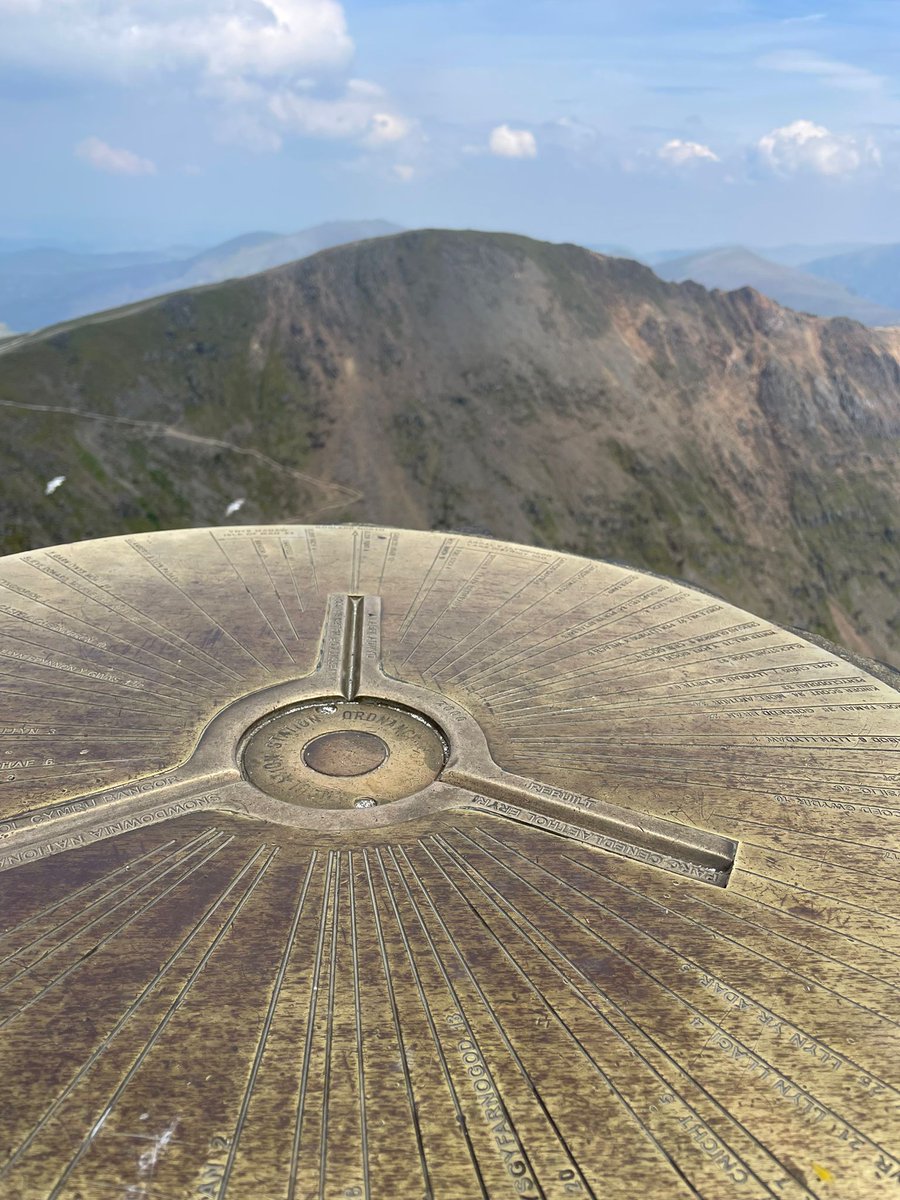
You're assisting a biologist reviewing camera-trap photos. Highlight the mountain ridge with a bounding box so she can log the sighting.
[0,219,404,332]
[0,227,897,665]
[653,245,900,326]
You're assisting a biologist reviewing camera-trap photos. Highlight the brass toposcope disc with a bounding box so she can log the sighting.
[0,526,898,1200]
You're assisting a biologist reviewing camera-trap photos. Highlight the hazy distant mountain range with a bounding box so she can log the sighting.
[588,240,900,325]
[5,221,900,333]
[0,229,897,667]
[0,220,403,332]
[805,243,900,311]
[651,246,900,326]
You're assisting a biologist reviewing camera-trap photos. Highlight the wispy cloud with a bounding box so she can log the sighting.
[758,50,883,92]
[269,80,412,149]
[75,136,156,176]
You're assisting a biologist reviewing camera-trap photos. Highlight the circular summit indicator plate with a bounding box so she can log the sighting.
[0,525,897,1199]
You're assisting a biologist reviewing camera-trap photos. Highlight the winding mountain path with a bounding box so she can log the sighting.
[0,396,362,520]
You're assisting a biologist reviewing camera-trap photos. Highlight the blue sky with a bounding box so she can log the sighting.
[1,0,899,250]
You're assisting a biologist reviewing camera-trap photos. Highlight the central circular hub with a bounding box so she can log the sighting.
[302,730,388,777]
[239,698,447,810]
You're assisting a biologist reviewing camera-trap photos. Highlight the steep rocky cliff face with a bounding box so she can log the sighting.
[0,229,897,665]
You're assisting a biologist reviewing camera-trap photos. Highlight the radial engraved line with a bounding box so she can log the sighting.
[386,844,542,1200]
[350,529,362,594]
[431,834,802,1200]
[303,530,320,597]
[0,666,185,714]
[207,533,290,671]
[456,596,711,693]
[279,539,307,621]
[399,552,493,668]
[599,830,900,971]
[217,535,297,662]
[433,834,708,1198]
[361,850,431,1198]
[725,886,898,975]
[27,551,244,683]
[739,868,898,923]
[217,852,319,1198]
[318,854,342,1200]
[396,537,455,639]
[435,569,644,682]
[0,623,197,698]
[558,852,899,1093]
[0,579,225,689]
[375,531,397,596]
[0,830,221,992]
[12,559,243,686]
[402,843,594,1199]
[480,608,750,700]
[459,568,638,689]
[255,539,304,650]
[427,556,563,677]
[1,844,272,1176]
[45,846,279,1200]
[0,837,179,953]
[373,846,490,1200]
[132,534,276,676]
[348,853,371,1200]
[470,825,897,1164]
[441,564,578,686]
[0,834,232,1029]
[288,851,334,1200]
[319,854,343,1200]
[0,829,214,971]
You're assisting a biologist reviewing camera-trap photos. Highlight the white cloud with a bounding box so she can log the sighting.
[759,50,883,92]
[366,112,410,145]
[489,124,537,159]
[75,136,157,176]
[658,138,719,166]
[270,81,411,147]
[756,118,880,176]
[1,2,420,160]
[0,1,353,80]
[393,164,415,182]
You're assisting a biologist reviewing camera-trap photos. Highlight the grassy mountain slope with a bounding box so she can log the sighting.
[0,228,898,666]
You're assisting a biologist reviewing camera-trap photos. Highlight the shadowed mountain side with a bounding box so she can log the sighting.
[0,228,898,666]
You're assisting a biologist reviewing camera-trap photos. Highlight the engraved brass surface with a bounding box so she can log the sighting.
[0,525,897,1199]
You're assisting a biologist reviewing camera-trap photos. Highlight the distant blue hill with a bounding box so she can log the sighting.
[805,244,900,311]
[649,245,900,326]
[0,220,403,332]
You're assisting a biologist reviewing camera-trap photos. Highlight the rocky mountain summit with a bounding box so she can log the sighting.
[0,229,897,666]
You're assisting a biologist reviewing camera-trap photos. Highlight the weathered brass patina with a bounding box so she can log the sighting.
[0,525,897,1199]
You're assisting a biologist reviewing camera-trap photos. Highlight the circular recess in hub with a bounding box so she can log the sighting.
[239,698,448,810]
[302,730,388,777]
